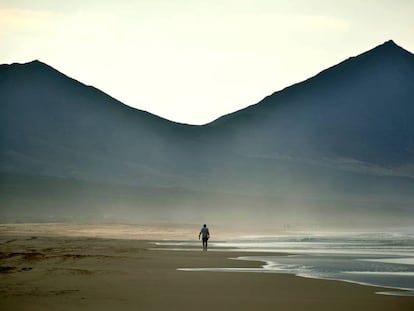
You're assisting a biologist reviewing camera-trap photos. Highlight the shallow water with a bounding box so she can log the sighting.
[167,231,414,296]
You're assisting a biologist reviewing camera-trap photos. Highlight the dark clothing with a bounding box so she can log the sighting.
[200,227,210,239]
[200,226,210,251]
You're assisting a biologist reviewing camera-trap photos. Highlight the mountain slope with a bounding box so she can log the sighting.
[207,40,414,168]
[0,60,206,186]
[1,41,413,228]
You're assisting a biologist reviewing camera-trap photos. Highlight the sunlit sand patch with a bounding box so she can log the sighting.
[0,223,197,240]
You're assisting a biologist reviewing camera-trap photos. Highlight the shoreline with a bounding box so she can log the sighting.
[1,233,414,310]
[236,256,414,296]
[174,254,414,297]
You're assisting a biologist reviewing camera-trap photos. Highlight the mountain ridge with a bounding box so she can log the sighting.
[205,40,414,168]
[0,58,192,128]
[1,40,413,227]
[3,39,412,127]
[209,40,414,126]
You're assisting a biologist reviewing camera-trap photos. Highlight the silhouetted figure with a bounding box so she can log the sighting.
[199,224,210,251]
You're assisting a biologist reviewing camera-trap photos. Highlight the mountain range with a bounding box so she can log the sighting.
[1,40,413,229]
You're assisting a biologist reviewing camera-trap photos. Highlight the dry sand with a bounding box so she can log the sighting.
[1,229,413,310]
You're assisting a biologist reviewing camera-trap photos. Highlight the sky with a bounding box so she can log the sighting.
[1,0,413,125]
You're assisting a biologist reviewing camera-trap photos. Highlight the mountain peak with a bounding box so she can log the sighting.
[383,39,397,46]
[210,40,414,126]
[379,39,404,51]
[364,39,413,58]
[25,59,52,69]
[302,39,413,85]
[28,59,42,64]
[0,59,53,74]
[4,59,44,67]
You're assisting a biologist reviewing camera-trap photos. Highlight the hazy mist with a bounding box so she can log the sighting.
[1,41,414,231]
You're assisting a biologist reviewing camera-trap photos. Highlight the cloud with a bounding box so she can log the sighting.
[294,15,352,33]
[0,8,56,33]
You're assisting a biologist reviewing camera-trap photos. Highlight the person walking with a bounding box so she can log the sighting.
[199,224,210,251]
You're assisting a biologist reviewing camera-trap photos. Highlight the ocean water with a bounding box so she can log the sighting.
[158,231,414,296]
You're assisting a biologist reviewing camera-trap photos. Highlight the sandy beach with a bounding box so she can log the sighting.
[1,226,413,311]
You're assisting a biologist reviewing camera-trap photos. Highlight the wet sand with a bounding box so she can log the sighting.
[1,230,413,310]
